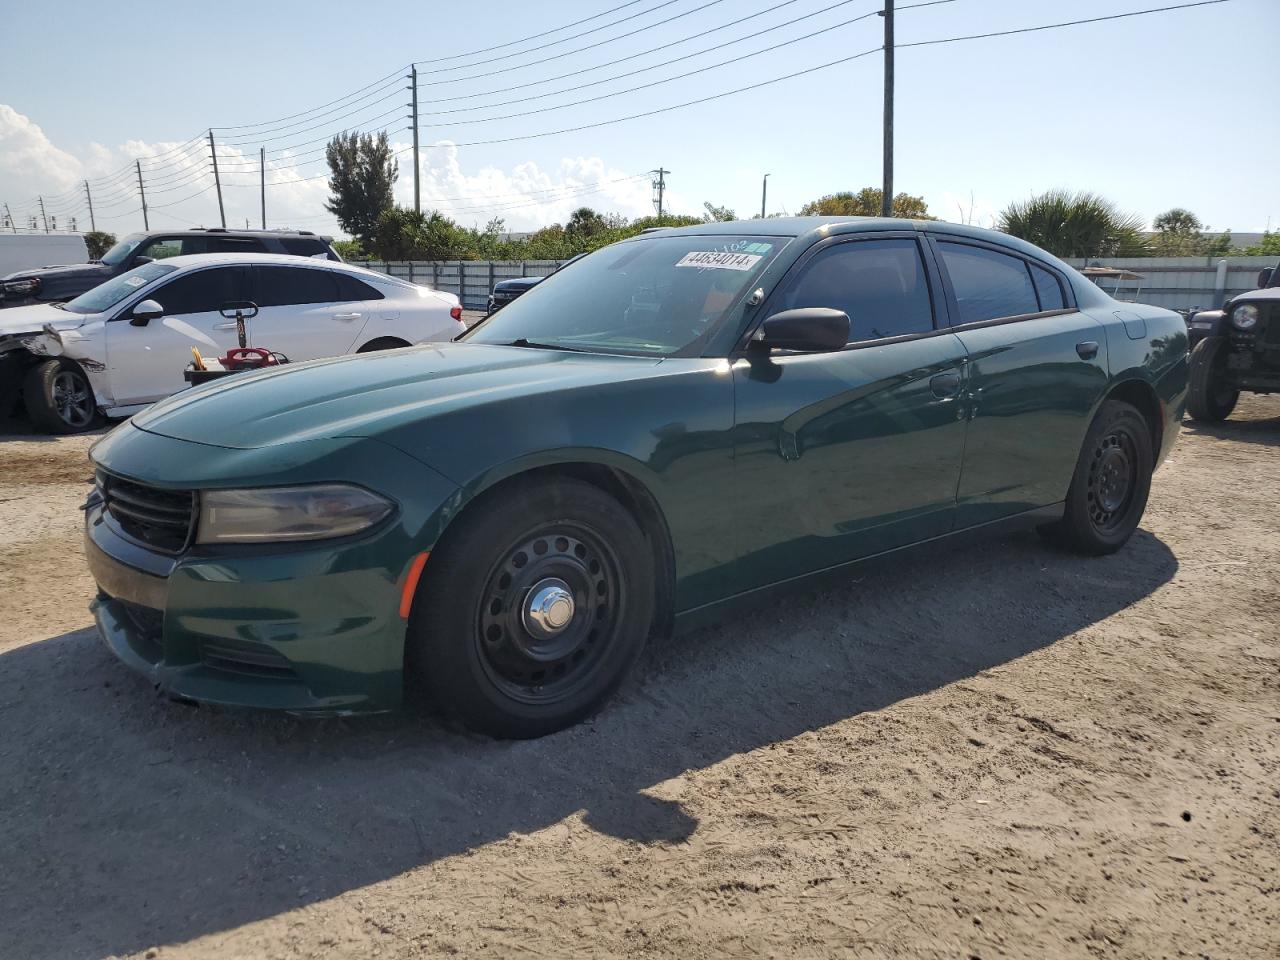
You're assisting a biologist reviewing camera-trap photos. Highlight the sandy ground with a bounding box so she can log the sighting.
[0,399,1276,960]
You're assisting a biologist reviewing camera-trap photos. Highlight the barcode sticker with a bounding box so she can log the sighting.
[675,251,763,271]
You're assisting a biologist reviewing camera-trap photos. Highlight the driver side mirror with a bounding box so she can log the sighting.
[1259,267,1274,289]
[753,308,850,352]
[130,299,164,326]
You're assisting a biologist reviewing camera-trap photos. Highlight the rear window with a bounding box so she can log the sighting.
[209,237,267,254]
[280,238,329,259]
[1029,262,1066,311]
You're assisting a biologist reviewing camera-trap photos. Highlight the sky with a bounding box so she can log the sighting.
[1,0,1276,241]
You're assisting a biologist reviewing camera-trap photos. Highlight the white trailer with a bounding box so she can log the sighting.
[0,234,90,277]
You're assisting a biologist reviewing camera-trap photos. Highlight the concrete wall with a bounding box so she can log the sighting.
[1063,256,1276,313]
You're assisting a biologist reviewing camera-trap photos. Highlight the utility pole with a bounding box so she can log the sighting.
[410,66,421,214]
[38,196,48,233]
[879,1,894,217]
[209,129,226,228]
[652,168,668,220]
[761,173,770,219]
[260,146,266,229]
[3,203,15,233]
[136,160,149,229]
[84,181,96,232]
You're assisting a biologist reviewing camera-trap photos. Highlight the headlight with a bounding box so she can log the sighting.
[3,277,40,297]
[196,484,394,544]
[1231,304,1259,330]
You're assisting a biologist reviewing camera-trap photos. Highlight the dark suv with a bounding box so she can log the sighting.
[0,229,340,308]
[1186,261,1280,421]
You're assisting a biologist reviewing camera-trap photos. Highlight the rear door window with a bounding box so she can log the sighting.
[209,237,267,254]
[252,266,340,307]
[937,242,1040,323]
[152,266,246,316]
[334,273,384,301]
[778,237,935,343]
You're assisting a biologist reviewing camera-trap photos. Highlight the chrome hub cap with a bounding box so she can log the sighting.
[522,578,575,643]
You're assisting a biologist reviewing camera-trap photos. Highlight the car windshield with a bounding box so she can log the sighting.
[464,234,787,356]
[62,262,178,314]
[99,233,146,267]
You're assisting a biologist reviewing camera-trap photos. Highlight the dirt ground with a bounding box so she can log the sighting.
[0,398,1276,960]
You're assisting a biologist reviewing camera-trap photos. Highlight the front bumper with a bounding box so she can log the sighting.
[84,430,460,713]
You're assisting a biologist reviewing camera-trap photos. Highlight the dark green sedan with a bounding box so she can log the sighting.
[85,218,1188,737]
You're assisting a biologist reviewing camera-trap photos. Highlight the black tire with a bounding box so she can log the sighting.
[357,337,411,353]
[1185,336,1238,422]
[407,477,654,738]
[22,358,97,434]
[1037,400,1153,556]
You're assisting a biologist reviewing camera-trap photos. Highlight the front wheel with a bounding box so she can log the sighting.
[22,358,97,434]
[1038,399,1153,555]
[1185,336,1238,422]
[406,477,654,738]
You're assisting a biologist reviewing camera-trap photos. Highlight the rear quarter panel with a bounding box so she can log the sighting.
[1097,304,1189,467]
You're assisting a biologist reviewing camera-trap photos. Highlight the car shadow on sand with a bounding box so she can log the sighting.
[0,527,1178,959]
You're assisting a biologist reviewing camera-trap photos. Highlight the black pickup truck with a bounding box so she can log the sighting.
[0,228,339,308]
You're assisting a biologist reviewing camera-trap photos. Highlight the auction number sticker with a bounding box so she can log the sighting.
[675,251,762,271]
[124,276,147,287]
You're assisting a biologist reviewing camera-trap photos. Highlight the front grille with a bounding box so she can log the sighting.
[1262,316,1280,346]
[98,471,195,553]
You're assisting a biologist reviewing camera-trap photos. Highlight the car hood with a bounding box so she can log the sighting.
[493,277,543,293]
[0,302,84,337]
[1,262,109,283]
[1230,287,1280,305]
[132,342,664,450]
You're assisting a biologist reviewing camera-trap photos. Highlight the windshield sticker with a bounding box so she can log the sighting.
[675,251,762,271]
[123,276,147,287]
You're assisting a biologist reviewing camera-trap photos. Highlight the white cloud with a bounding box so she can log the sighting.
[0,105,671,238]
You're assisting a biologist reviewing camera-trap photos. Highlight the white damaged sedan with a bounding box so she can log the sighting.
[0,253,465,433]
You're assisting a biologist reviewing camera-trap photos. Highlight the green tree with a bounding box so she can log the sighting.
[370,207,473,261]
[324,131,398,248]
[702,202,736,222]
[798,188,933,219]
[999,190,1146,258]
[1233,231,1280,256]
[83,231,116,260]
[330,238,365,260]
[1151,207,1231,256]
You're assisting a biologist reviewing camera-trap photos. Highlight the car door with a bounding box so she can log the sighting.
[248,265,366,360]
[730,234,970,592]
[105,265,249,405]
[928,236,1109,527]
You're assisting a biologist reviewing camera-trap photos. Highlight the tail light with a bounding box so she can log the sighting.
[450,305,462,321]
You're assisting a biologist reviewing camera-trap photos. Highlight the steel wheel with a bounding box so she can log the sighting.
[476,525,623,705]
[1086,428,1137,534]
[51,369,94,428]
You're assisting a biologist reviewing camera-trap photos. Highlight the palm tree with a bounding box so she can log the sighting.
[999,190,1146,258]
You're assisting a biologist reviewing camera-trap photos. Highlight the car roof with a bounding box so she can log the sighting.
[151,252,356,271]
[126,228,331,240]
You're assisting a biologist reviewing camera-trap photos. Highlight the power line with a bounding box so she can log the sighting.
[413,0,692,74]
[898,0,1228,49]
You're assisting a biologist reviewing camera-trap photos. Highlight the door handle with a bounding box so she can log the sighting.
[1076,340,1099,360]
[930,371,962,399]
[332,312,362,321]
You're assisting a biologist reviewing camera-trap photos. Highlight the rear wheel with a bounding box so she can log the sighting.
[1186,336,1238,422]
[357,337,410,353]
[407,477,654,738]
[23,359,97,434]
[1038,399,1153,555]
